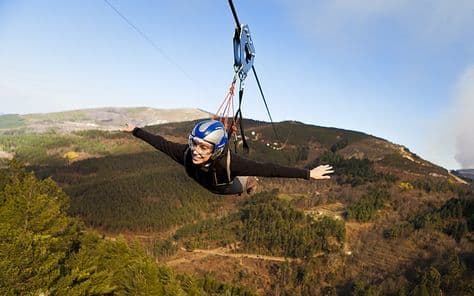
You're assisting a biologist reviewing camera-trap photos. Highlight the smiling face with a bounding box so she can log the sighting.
[188,136,214,165]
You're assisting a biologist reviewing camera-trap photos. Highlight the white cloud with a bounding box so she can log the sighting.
[415,65,474,170]
[453,65,474,168]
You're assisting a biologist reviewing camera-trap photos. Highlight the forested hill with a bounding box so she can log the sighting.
[1,118,472,295]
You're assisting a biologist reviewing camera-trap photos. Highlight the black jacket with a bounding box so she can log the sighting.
[133,127,310,194]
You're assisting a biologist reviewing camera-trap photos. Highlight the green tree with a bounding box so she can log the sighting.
[0,162,256,295]
[0,169,82,294]
[412,267,442,296]
[352,280,381,296]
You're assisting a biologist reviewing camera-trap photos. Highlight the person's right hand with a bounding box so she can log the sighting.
[120,123,136,133]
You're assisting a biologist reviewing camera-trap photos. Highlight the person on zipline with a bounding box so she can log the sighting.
[122,119,334,195]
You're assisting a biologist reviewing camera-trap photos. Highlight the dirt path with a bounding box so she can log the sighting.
[166,247,294,266]
[192,248,292,262]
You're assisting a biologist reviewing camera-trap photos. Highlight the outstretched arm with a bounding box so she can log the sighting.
[121,123,188,165]
[230,153,333,180]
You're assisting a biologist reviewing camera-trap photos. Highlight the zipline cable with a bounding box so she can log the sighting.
[103,0,197,85]
[228,0,241,28]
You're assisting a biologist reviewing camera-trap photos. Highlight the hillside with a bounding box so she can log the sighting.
[0,107,211,133]
[1,118,472,295]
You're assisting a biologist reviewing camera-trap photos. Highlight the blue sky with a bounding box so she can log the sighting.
[1,0,473,169]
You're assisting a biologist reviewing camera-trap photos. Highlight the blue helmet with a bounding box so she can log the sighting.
[190,119,227,159]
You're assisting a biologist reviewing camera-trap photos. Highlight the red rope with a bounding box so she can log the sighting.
[214,79,238,135]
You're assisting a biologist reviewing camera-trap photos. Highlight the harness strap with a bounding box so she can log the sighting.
[234,81,249,153]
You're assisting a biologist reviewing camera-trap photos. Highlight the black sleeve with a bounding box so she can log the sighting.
[132,127,188,165]
[230,153,310,180]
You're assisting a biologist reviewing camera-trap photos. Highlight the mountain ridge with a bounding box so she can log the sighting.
[452,169,474,182]
[0,107,212,133]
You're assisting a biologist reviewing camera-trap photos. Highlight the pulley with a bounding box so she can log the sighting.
[233,24,255,81]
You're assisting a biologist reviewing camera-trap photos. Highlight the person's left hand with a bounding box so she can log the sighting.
[120,123,136,133]
[310,164,334,180]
